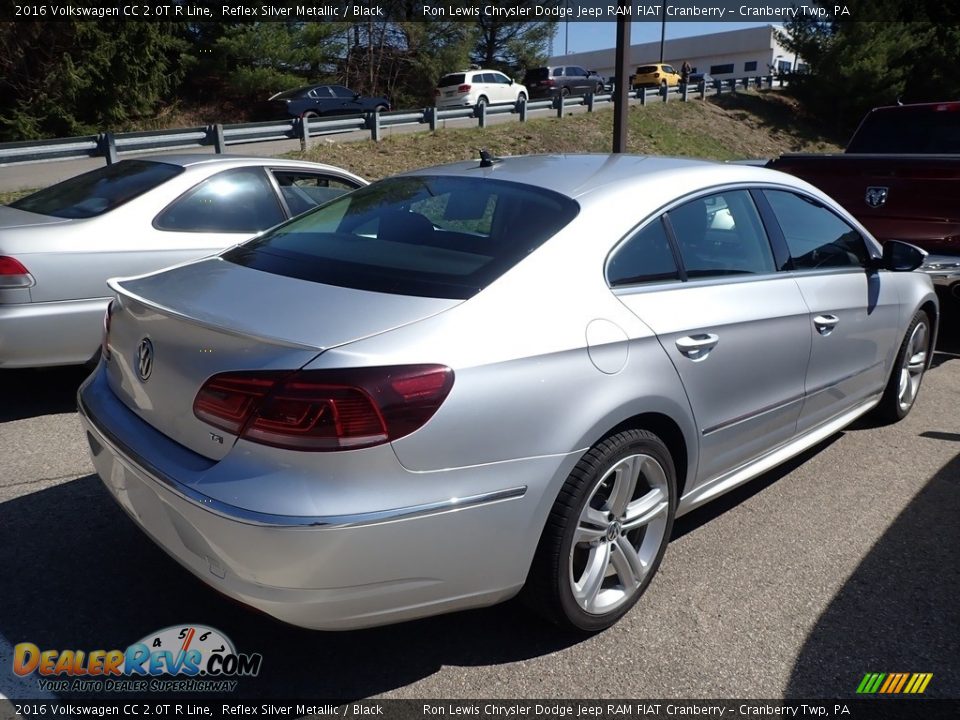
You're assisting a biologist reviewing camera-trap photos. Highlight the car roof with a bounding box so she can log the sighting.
[120,154,347,171]
[398,154,753,198]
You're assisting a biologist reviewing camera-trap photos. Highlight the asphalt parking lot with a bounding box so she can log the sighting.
[0,302,957,701]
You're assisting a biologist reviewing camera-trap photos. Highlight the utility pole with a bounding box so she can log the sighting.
[659,13,667,63]
[612,10,630,153]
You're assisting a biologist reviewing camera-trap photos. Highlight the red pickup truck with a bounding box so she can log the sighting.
[767,101,960,296]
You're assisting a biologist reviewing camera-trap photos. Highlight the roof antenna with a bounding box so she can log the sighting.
[478,148,501,168]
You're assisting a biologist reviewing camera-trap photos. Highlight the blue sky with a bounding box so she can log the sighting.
[550,21,768,56]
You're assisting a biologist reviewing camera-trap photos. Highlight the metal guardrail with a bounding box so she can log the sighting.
[0,75,787,167]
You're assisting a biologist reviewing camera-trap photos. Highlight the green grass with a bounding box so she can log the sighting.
[2,90,841,202]
[294,90,842,180]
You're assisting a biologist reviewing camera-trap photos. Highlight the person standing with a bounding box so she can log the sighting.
[680,60,692,90]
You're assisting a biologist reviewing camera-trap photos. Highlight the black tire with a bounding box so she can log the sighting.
[374,105,388,113]
[517,92,527,104]
[523,429,677,632]
[595,83,604,94]
[476,95,488,109]
[660,80,668,90]
[561,87,571,98]
[873,310,932,424]
[302,110,319,122]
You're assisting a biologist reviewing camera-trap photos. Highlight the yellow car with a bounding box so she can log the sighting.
[630,63,682,90]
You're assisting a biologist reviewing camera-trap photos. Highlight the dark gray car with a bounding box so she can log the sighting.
[524,66,606,99]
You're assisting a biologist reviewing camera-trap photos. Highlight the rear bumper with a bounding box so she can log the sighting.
[78,365,574,629]
[0,297,106,368]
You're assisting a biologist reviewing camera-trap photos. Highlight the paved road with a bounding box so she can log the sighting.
[0,305,957,702]
[0,100,604,192]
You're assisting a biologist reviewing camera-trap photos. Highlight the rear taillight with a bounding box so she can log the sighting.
[457,84,471,93]
[543,79,556,87]
[0,256,34,288]
[194,365,454,451]
[653,72,660,78]
[101,299,117,362]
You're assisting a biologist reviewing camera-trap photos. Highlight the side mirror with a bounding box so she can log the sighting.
[509,78,514,85]
[880,240,927,272]
[353,93,361,99]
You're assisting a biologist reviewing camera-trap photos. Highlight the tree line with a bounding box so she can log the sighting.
[779,0,960,137]
[0,14,555,141]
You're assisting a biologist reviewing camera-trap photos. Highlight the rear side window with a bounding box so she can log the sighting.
[608,218,680,287]
[11,160,182,219]
[667,190,775,278]
[155,168,285,233]
[438,74,466,88]
[636,66,657,74]
[224,175,579,299]
[763,190,869,269]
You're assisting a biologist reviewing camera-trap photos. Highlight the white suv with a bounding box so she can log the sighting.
[435,68,528,109]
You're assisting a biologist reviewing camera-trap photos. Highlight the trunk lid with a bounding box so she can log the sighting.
[0,205,71,230]
[106,257,460,459]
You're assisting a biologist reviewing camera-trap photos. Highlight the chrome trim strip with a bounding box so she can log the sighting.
[804,361,883,398]
[678,395,881,517]
[78,391,526,529]
[702,392,805,436]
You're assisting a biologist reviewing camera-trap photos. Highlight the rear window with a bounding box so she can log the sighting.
[846,106,960,153]
[635,66,658,74]
[10,160,182,219]
[223,175,579,300]
[524,68,550,83]
[272,86,310,100]
[438,74,466,88]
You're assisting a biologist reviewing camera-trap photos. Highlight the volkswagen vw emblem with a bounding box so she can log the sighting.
[865,186,888,208]
[136,338,154,382]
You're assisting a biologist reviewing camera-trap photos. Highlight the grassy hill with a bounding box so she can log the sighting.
[295,90,843,180]
[0,90,841,205]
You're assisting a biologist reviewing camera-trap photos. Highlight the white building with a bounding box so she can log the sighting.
[549,25,800,82]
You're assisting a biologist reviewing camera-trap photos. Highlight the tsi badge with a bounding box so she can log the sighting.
[865,186,889,208]
[12,625,262,693]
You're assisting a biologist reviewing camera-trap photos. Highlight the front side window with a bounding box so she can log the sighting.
[331,86,355,98]
[11,160,182,219]
[607,218,680,287]
[667,190,776,278]
[223,176,579,299]
[155,168,285,233]
[763,190,869,270]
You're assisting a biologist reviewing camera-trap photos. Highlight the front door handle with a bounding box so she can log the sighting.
[814,314,840,336]
[676,333,719,360]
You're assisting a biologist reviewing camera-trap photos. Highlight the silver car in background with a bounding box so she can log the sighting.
[0,155,366,368]
[79,155,938,632]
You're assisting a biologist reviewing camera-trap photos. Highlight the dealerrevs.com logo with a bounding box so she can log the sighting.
[12,625,262,693]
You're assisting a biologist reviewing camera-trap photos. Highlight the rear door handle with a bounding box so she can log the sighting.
[676,333,719,360]
[814,314,840,335]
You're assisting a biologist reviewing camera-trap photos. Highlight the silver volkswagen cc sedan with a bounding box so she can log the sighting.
[0,155,365,368]
[78,155,938,632]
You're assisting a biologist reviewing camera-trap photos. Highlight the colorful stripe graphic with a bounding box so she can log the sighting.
[857,672,933,694]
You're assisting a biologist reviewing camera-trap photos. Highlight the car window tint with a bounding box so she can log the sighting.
[272,171,360,217]
[763,190,869,269]
[11,160,183,219]
[155,168,285,233]
[553,68,564,77]
[493,73,510,84]
[570,67,586,77]
[331,86,355,98]
[667,190,775,278]
[438,74,466,87]
[224,176,579,300]
[663,65,676,74]
[608,218,680,287]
